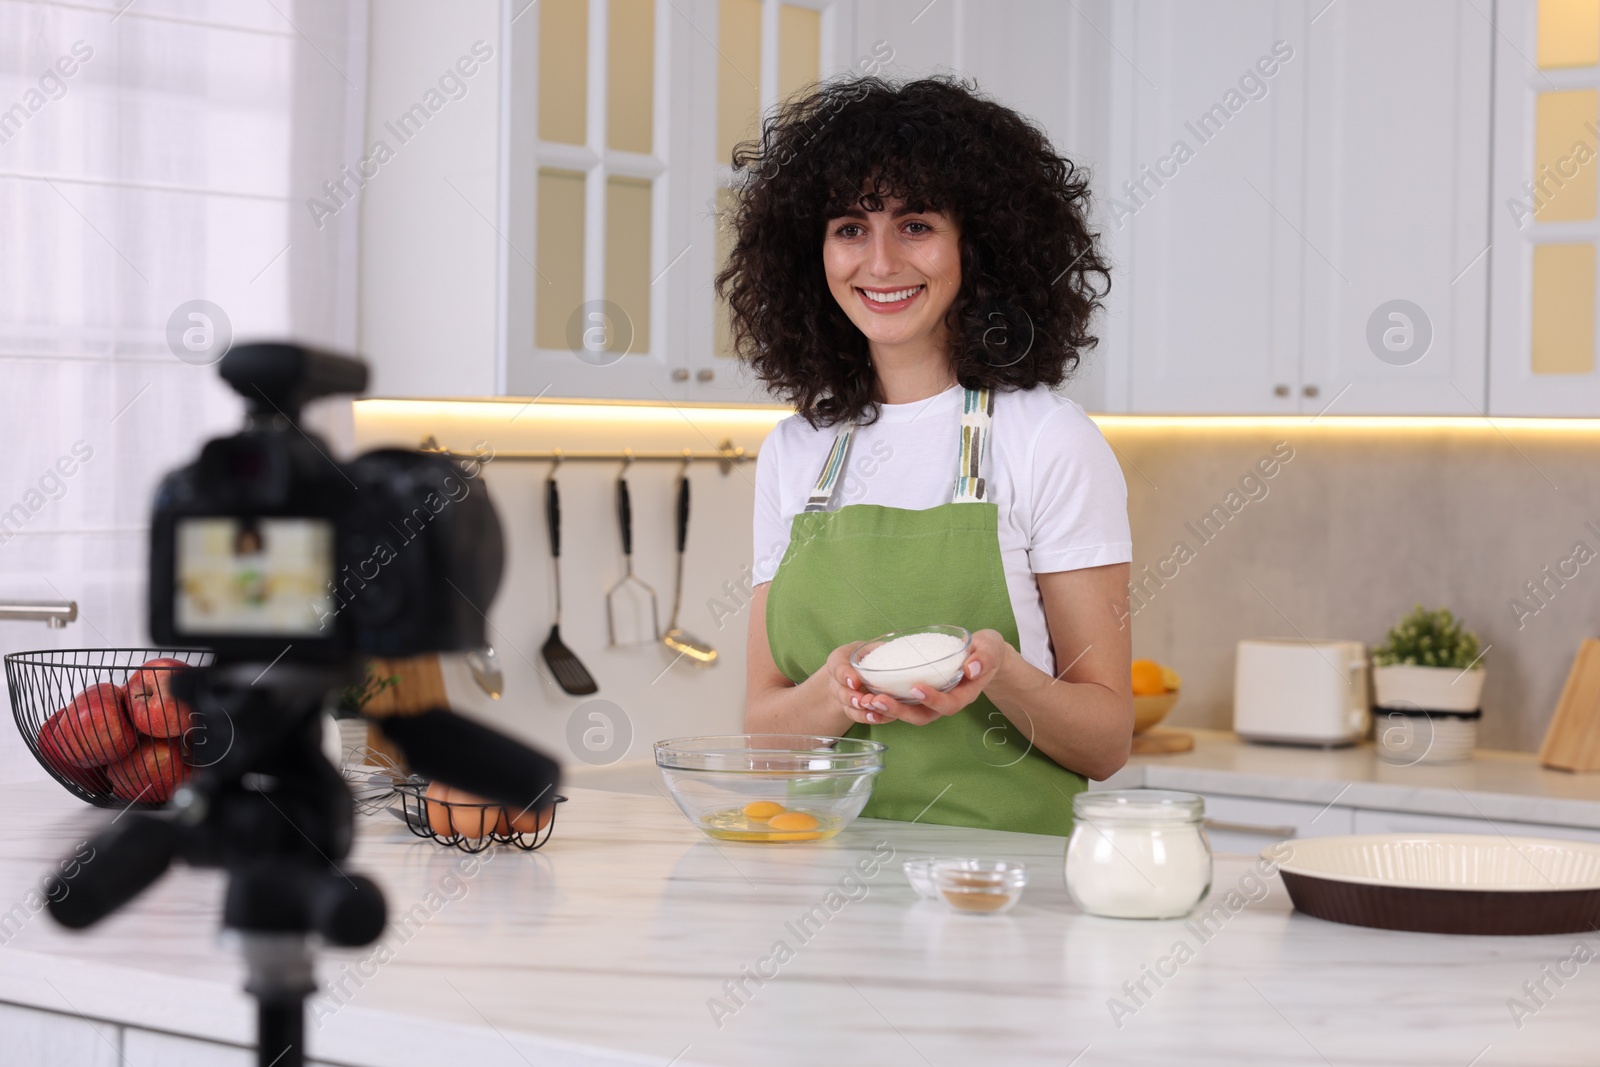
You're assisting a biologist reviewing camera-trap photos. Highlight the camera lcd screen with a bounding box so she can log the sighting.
[175,518,336,637]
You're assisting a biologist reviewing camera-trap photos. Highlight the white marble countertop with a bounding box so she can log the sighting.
[1099,729,1600,828]
[1,778,1597,1066]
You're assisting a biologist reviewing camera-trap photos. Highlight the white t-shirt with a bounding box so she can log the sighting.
[752,384,1133,676]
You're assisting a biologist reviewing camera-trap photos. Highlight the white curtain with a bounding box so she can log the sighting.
[0,0,368,782]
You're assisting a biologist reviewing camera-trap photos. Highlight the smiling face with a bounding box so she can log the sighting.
[822,196,962,364]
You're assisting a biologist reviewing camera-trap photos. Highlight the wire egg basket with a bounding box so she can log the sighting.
[4,648,213,809]
[393,781,566,854]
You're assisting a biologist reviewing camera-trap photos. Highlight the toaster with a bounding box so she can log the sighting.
[1233,638,1370,747]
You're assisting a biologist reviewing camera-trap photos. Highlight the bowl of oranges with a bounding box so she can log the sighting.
[1131,659,1182,733]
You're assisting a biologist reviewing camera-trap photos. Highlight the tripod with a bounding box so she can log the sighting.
[48,660,386,1067]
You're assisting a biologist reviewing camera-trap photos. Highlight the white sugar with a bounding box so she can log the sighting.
[861,632,966,671]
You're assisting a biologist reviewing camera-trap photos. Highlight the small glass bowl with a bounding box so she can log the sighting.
[932,859,1027,915]
[849,625,973,704]
[903,856,979,900]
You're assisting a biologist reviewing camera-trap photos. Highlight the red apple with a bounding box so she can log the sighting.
[124,658,193,738]
[106,739,190,803]
[45,684,138,767]
[36,720,111,792]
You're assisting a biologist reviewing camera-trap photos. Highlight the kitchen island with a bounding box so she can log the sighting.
[0,778,1594,1066]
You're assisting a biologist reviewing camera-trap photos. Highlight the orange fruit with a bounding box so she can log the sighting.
[1131,659,1167,696]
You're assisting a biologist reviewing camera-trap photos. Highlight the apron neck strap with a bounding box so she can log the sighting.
[803,423,856,513]
[953,386,994,503]
[803,386,993,513]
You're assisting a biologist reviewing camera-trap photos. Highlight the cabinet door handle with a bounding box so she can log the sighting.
[670,368,689,382]
[1273,384,1291,397]
[696,368,715,382]
[1202,818,1298,838]
[1303,384,1320,398]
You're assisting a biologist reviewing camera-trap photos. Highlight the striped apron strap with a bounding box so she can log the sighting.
[952,386,994,503]
[803,421,856,513]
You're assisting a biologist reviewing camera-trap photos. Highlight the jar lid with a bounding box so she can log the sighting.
[1072,789,1204,824]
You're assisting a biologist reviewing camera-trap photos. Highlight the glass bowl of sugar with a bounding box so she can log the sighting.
[850,625,972,704]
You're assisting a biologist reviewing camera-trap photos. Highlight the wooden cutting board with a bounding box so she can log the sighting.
[358,654,450,771]
[1131,728,1195,756]
[1539,639,1600,772]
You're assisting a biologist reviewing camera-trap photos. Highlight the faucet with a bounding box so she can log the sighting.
[0,600,78,628]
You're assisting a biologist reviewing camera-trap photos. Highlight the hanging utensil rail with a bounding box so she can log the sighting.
[419,437,756,475]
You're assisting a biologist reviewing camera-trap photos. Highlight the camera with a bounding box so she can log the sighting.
[49,342,559,1067]
[147,342,502,664]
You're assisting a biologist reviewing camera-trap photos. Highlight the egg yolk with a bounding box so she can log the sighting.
[743,801,786,820]
[767,811,820,832]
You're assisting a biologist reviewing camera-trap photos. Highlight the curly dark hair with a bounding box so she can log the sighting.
[714,75,1111,428]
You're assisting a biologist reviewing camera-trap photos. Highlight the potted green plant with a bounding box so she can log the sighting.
[1371,606,1485,764]
[1371,605,1485,712]
[337,662,402,719]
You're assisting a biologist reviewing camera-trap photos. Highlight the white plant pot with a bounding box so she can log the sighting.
[1375,710,1478,764]
[1373,664,1484,712]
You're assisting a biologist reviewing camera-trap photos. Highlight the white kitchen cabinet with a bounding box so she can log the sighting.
[1106,0,1304,415]
[362,0,857,405]
[1299,1,1492,415]
[1350,807,1600,845]
[1488,0,1600,416]
[1170,790,1600,853]
[1195,791,1353,854]
[0,1001,120,1067]
[1103,0,1493,415]
[0,1005,346,1067]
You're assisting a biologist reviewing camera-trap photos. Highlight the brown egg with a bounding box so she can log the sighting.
[424,780,455,837]
[447,788,498,839]
[506,803,553,834]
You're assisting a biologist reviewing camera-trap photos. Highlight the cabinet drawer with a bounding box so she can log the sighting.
[1197,793,1354,856]
[1350,808,1600,845]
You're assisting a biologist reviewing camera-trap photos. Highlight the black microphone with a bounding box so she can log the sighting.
[369,707,561,811]
[48,816,179,930]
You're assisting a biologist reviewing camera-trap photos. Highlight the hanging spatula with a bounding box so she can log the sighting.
[663,459,717,667]
[542,467,598,695]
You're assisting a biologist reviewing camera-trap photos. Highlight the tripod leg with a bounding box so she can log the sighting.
[241,933,314,1067]
[258,997,305,1067]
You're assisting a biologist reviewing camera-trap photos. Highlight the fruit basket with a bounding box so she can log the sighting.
[5,648,212,808]
[393,780,565,854]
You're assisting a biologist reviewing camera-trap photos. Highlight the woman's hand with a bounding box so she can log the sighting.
[818,640,879,727]
[838,629,1012,728]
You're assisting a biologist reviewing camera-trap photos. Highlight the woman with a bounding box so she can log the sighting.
[719,77,1133,836]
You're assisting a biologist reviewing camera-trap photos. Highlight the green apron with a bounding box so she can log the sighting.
[766,387,1086,836]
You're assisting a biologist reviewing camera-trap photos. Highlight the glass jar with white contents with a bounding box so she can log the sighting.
[1065,790,1212,919]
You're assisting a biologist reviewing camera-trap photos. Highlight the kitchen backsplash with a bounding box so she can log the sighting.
[349,398,786,776]
[1112,420,1600,752]
[4,396,1596,786]
[352,403,1600,764]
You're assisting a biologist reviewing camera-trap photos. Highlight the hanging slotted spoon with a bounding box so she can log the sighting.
[663,458,717,667]
[542,463,597,695]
